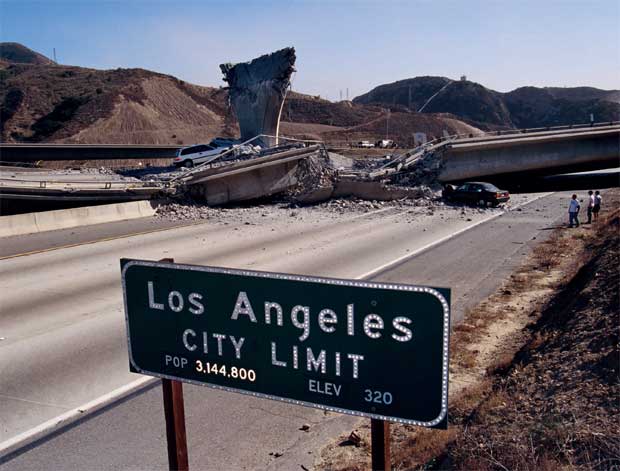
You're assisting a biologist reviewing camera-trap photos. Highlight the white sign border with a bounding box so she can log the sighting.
[121,259,450,427]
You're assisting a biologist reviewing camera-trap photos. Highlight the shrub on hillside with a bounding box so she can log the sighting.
[29,95,89,140]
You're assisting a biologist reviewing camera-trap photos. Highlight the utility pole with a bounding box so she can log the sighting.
[53,48,57,63]
[386,108,390,140]
[408,84,412,110]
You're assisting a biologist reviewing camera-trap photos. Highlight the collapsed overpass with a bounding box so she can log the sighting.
[0,123,618,208]
[344,123,619,184]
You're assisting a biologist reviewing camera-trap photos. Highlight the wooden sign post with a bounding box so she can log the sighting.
[162,378,188,471]
[159,258,189,471]
[371,418,391,471]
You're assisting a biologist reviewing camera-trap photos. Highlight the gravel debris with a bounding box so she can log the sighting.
[285,152,337,199]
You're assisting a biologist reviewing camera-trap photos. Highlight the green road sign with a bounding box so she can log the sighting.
[121,259,450,428]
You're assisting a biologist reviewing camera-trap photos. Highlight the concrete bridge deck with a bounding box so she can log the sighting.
[440,124,620,181]
[0,168,165,202]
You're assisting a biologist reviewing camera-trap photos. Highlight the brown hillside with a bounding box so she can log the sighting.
[0,62,237,144]
[281,92,481,144]
[283,92,384,127]
[0,43,481,146]
[0,42,54,66]
[355,76,620,129]
[318,111,481,146]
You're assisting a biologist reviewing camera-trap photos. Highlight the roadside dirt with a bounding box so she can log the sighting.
[316,189,619,470]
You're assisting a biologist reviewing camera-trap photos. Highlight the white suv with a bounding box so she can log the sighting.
[173,143,231,168]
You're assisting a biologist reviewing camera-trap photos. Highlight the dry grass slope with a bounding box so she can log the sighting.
[446,213,619,470]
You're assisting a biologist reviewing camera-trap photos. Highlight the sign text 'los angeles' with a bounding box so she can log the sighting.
[121,259,450,428]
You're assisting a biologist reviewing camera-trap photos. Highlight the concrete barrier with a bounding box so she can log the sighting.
[0,200,159,238]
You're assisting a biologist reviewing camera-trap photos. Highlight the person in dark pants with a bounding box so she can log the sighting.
[593,191,602,222]
[586,190,594,224]
[568,194,580,228]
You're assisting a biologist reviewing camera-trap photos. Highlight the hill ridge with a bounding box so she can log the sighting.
[0,42,54,66]
[354,76,619,129]
[0,43,481,145]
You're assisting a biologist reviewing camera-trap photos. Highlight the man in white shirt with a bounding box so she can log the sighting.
[568,194,580,228]
[586,190,595,224]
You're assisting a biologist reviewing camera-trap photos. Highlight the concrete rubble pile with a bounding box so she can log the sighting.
[388,147,445,190]
[154,190,497,224]
[373,148,446,202]
[155,198,221,220]
[314,196,436,214]
[285,150,337,200]
[352,156,393,171]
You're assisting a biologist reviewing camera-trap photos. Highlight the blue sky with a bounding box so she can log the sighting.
[1,0,619,100]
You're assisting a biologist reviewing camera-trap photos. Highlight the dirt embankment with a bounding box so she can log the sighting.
[443,212,619,470]
[318,190,619,470]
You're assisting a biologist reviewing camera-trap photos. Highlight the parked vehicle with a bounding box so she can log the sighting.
[173,142,232,168]
[209,137,237,148]
[376,139,395,148]
[357,140,375,148]
[442,182,510,207]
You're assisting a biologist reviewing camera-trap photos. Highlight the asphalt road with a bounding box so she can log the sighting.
[0,191,572,470]
[0,199,515,443]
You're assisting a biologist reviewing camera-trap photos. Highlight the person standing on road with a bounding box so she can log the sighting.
[568,194,581,228]
[593,191,602,222]
[586,190,595,224]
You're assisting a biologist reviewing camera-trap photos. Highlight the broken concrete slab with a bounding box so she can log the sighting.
[220,48,296,148]
[327,152,354,170]
[185,146,321,205]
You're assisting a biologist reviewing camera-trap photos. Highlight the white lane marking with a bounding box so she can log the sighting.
[0,192,552,456]
[0,377,155,457]
[355,193,553,280]
[0,394,67,410]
